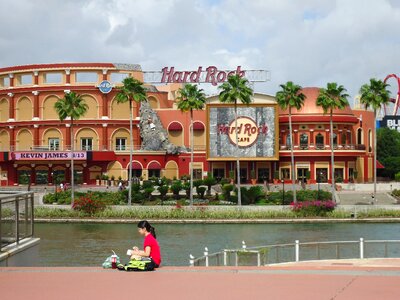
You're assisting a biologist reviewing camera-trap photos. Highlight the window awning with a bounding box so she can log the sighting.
[148,161,161,170]
[131,162,142,170]
[168,122,183,131]
[376,160,384,169]
[193,121,205,130]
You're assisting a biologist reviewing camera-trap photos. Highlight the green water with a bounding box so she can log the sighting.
[35,222,400,266]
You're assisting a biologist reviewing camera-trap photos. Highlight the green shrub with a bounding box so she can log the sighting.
[291,200,336,217]
[196,186,207,199]
[395,173,400,182]
[142,180,154,189]
[193,179,204,188]
[203,174,217,196]
[158,185,169,200]
[171,181,183,199]
[222,184,234,202]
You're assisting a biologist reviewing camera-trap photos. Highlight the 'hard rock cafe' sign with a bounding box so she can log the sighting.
[207,104,278,161]
[217,117,268,148]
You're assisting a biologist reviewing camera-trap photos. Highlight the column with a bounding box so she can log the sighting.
[309,129,314,148]
[102,94,108,118]
[30,164,36,185]
[32,91,40,120]
[33,70,39,86]
[7,92,14,120]
[9,127,15,151]
[102,69,108,81]
[310,161,315,182]
[65,69,71,85]
[33,125,40,147]
[338,129,343,146]
[9,73,14,87]
[293,129,299,149]
[344,160,348,182]
[66,124,71,149]
[102,124,108,150]
[281,130,286,148]
[325,129,330,149]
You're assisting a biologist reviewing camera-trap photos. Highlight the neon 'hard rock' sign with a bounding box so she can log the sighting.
[161,66,245,86]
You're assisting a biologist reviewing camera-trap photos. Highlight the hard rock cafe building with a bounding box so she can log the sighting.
[0,63,375,186]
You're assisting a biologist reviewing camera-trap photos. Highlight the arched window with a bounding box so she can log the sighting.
[357,128,363,145]
[300,133,308,149]
[315,133,324,149]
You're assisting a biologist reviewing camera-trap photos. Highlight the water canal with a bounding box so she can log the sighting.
[35,222,400,266]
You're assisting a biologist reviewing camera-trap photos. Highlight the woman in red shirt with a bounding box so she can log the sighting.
[131,220,161,268]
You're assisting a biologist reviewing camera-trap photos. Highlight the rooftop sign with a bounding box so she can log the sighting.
[143,67,270,84]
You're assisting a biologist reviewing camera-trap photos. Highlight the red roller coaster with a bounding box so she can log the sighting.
[383,74,400,116]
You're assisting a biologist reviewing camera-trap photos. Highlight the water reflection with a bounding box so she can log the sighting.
[35,222,400,266]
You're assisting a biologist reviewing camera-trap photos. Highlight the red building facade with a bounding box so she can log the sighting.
[0,63,374,186]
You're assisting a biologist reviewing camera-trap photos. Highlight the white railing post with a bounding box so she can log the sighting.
[204,247,209,267]
[295,240,300,262]
[223,250,227,266]
[360,238,364,259]
[257,252,261,267]
[189,254,194,267]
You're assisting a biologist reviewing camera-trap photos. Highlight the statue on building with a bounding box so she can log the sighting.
[139,100,188,154]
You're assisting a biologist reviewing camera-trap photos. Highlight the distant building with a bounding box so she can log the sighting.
[0,63,375,186]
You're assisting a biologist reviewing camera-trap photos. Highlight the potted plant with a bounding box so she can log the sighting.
[352,170,358,183]
[273,171,280,184]
[250,170,257,185]
[96,175,100,186]
[229,170,235,184]
[305,170,311,184]
[110,175,115,186]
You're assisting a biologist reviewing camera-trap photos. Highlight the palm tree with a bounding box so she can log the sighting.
[115,77,147,205]
[218,74,253,206]
[176,84,207,206]
[275,81,306,204]
[54,91,88,206]
[316,83,349,202]
[360,78,391,201]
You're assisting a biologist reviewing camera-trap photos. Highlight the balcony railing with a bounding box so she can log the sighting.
[280,144,367,151]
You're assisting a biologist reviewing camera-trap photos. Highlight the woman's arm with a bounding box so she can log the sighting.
[131,246,151,258]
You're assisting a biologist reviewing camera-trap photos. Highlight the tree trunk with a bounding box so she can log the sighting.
[373,109,377,202]
[289,108,296,203]
[128,99,133,206]
[70,117,75,207]
[330,109,336,202]
[190,109,194,206]
[235,102,241,206]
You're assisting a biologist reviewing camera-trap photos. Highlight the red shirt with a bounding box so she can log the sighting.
[144,234,161,266]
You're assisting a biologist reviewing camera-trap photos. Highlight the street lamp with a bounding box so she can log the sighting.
[281,179,285,205]
[317,171,322,200]
[51,172,57,203]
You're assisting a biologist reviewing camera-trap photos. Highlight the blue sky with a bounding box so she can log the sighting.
[0,0,399,101]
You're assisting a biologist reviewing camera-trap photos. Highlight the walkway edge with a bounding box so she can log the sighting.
[34,217,400,224]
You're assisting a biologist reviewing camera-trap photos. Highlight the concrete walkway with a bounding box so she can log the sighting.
[2,259,400,299]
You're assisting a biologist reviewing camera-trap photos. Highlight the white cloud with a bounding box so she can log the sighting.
[0,0,399,100]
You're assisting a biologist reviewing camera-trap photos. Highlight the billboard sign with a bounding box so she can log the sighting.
[380,116,400,131]
[13,151,87,161]
[207,104,279,161]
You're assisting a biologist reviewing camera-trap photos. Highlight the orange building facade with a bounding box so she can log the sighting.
[0,63,375,186]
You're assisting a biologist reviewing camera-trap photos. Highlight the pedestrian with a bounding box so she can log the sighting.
[118,181,123,191]
[60,182,64,191]
[130,220,161,269]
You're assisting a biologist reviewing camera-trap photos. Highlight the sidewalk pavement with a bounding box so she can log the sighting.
[2,259,400,300]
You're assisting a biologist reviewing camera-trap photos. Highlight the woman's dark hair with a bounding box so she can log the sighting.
[137,220,156,239]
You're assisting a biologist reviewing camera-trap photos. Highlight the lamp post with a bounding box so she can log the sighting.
[51,172,57,203]
[281,179,285,205]
[317,171,322,201]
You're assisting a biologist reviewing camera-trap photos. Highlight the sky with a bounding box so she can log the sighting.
[1,0,400,102]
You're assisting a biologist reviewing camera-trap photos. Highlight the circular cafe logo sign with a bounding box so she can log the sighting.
[227,116,267,148]
[98,80,113,94]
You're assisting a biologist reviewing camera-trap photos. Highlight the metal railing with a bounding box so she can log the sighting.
[190,239,400,267]
[280,144,366,151]
[0,191,34,251]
